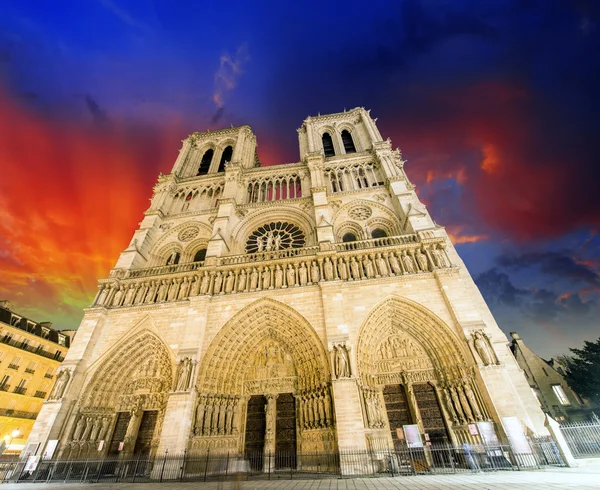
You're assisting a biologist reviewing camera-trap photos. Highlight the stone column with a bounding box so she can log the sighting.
[263,394,277,472]
[123,408,144,455]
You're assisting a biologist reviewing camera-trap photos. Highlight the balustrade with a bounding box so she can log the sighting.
[246,173,302,203]
[96,238,453,309]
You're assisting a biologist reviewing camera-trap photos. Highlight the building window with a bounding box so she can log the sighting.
[25,361,36,374]
[342,232,357,243]
[218,146,233,172]
[197,149,214,176]
[0,375,10,390]
[371,228,388,239]
[552,385,570,406]
[8,356,20,370]
[193,249,207,262]
[58,335,66,347]
[542,367,549,376]
[10,315,21,327]
[341,130,356,153]
[322,133,335,157]
[41,327,50,339]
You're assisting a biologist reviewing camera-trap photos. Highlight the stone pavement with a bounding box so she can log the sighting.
[2,467,600,490]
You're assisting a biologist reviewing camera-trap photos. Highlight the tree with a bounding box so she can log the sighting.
[565,337,600,405]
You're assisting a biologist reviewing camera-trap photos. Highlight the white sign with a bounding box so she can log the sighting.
[25,456,40,472]
[477,421,500,445]
[97,440,105,451]
[468,423,479,435]
[43,440,59,460]
[403,424,423,448]
[502,417,532,454]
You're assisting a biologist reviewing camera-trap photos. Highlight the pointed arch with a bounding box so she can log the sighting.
[197,298,330,394]
[356,295,469,383]
[81,323,174,410]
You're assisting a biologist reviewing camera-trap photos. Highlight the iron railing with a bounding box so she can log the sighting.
[0,440,564,484]
[560,420,600,458]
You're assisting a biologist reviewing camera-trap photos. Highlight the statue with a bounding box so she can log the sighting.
[350,257,361,279]
[166,251,179,265]
[274,234,282,250]
[157,281,168,302]
[388,252,402,274]
[286,264,295,287]
[199,273,210,294]
[213,272,223,294]
[402,251,416,273]
[90,419,101,441]
[98,417,110,441]
[324,258,334,280]
[376,253,388,276]
[464,383,483,420]
[262,267,271,289]
[81,417,93,441]
[458,385,474,422]
[238,269,247,291]
[265,231,274,251]
[334,343,351,378]
[225,271,234,293]
[443,388,459,424]
[473,331,495,365]
[112,286,124,306]
[363,256,375,278]
[310,262,320,283]
[337,258,348,280]
[256,236,264,252]
[450,387,466,424]
[124,285,136,305]
[433,245,448,268]
[274,266,283,288]
[299,263,308,286]
[250,268,259,289]
[415,249,428,271]
[134,282,148,304]
[144,281,157,303]
[176,357,192,391]
[178,277,190,299]
[49,369,70,400]
[73,417,85,441]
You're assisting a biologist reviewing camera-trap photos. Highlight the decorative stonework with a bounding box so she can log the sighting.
[348,206,372,221]
[178,227,199,242]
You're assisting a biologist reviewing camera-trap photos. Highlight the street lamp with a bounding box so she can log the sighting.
[1,429,20,454]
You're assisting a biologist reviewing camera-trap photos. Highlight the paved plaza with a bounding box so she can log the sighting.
[2,467,600,490]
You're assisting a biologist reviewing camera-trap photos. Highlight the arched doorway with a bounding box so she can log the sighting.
[356,297,493,449]
[193,299,335,468]
[62,329,173,459]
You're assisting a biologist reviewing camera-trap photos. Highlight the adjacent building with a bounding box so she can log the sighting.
[510,332,594,422]
[26,108,546,466]
[0,301,71,454]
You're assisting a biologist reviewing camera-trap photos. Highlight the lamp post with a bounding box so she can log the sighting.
[1,429,21,454]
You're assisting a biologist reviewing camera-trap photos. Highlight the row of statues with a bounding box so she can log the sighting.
[95,244,451,309]
[255,231,284,252]
[194,394,241,436]
[299,387,334,430]
[72,415,111,443]
[378,335,420,360]
[363,389,385,429]
[442,382,486,426]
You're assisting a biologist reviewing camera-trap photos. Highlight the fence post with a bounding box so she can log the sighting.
[159,449,168,482]
[203,449,210,482]
[545,415,577,467]
[180,449,187,481]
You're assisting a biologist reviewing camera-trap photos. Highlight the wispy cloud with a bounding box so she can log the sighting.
[212,44,250,109]
[97,0,150,30]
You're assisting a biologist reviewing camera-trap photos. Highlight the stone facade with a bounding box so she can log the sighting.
[26,108,546,463]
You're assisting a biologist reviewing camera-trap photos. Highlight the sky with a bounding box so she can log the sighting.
[0,0,598,359]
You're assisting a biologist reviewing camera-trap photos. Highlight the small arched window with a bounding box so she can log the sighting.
[166,251,181,265]
[322,133,335,157]
[218,146,233,172]
[193,249,207,262]
[197,149,214,176]
[342,232,357,243]
[371,228,388,239]
[341,130,356,153]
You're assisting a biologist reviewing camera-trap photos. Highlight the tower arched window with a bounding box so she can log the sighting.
[166,251,181,265]
[193,248,207,262]
[218,146,233,172]
[341,130,356,154]
[371,228,388,239]
[342,232,357,243]
[197,149,214,176]
[322,133,335,157]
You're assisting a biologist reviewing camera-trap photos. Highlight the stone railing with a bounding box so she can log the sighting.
[219,246,321,265]
[125,261,206,279]
[334,235,417,251]
[94,237,453,309]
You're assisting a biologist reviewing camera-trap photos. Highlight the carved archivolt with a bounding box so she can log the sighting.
[196,299,330,395]
[357,296,469,385]
[332,199,401,240]
[81,329,174,411]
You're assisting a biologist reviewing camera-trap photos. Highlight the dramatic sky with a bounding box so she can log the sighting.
[1,0,598,358]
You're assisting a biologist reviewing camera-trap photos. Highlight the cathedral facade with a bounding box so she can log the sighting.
[28,108,546,463]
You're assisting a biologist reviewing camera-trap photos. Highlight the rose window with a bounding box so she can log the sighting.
[245,222,305,253]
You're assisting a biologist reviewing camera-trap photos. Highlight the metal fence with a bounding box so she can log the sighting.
[0,439,564,484]
[560,420,600,458]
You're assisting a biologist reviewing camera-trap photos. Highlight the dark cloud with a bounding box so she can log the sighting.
[497,252,600,289]
[475,268,527,308]
[210,106,224,125]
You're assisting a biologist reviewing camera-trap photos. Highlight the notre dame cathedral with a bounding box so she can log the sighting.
[28,108,546,466]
